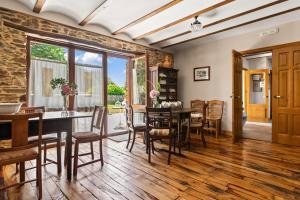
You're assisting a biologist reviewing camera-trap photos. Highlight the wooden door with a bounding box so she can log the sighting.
[273,46,300,146]
[245,69,269,122]
[232,50,243,143]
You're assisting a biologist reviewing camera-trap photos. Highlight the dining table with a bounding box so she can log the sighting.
[0,111,93,181]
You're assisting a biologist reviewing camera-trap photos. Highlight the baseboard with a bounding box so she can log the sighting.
[222,131,232,137]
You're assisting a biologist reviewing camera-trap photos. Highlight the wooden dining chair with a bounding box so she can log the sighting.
[20,106,62,174]
[203,100,224,138]
[125,105,146,152]
[0,112,43,199]
[72,106,106,177]
[146,107,176,165]
[190,100,206,147]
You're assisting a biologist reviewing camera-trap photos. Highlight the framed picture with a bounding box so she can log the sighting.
[194,66,210,81]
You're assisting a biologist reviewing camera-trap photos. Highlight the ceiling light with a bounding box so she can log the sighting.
[190,16,202,32]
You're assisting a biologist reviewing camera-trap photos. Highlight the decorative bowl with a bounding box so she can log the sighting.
[0,103,22,114]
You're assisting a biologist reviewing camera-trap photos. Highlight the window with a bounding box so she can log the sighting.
[29,42,69,109]
[28,41,104,111]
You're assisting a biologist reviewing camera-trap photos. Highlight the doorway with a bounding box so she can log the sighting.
[106,55,129,136]
[242,53,272,141]
[232,41,300,146]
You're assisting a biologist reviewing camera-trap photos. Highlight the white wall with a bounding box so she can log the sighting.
[174,20,300,132]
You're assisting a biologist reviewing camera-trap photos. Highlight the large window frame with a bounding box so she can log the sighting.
[26,36,134,110]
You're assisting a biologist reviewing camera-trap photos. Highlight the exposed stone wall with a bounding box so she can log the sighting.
[0,7,173,103]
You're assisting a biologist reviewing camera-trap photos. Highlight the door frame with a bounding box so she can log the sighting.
[244,69,270,123]
[232,40,300,143]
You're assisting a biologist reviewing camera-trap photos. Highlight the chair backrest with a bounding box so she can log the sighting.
[125,105,134,128]
[191,99,206,114]
[21,106,45,113]
[90,106,106,136]
[207,100,224,120]
[146,107,172,130]
[0,112,43,150]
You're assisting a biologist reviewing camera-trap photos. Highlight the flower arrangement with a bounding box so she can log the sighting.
[149,82,161,108]
[50,78,78,111]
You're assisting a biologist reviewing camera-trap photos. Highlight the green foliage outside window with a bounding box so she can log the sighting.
[31,43,66,62]
[108,82,125,95]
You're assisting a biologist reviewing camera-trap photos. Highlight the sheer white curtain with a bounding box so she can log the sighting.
[29,59,67,108]
[75,65,104,108]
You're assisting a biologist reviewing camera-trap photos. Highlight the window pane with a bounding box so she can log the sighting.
[75,50,104,110]
[29,42,69,110]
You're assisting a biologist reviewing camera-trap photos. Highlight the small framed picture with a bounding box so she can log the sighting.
[194,66,210,81]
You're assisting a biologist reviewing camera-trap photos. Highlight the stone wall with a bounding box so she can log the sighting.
[0,7,173,103]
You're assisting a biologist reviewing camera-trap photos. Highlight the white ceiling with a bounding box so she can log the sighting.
[2,0,300,51]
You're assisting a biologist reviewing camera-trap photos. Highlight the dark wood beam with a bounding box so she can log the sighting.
[133,0,235,40]
[112,0,182,35]
[150,31,191,45]
[203,0,288,28]
[79,0,108,26]
[162,6,300,49]
[33,0,46,13]
[149,0,287,45]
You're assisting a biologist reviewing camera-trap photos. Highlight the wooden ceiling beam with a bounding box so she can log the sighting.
[79,0,108,26]
[203,0,288,28]
[162,6,300,49]
[112,0,182,35]
[33,0,46,13]
[150,31,191,45]
[133,0,235,40]
[150,0,287,45]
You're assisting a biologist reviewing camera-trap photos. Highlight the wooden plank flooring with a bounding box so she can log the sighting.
[1,135,300,200]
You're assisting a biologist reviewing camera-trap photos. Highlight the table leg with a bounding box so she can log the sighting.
[178,118,182,155]
[66,119,72,181]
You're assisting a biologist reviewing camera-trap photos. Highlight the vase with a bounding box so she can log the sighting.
[62,96,68,112]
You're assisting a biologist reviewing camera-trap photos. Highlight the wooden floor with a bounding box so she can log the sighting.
[243,121,272,141]
[1,134,300,200]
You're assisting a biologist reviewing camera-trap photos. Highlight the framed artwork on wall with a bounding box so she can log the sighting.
[194,66,210,81]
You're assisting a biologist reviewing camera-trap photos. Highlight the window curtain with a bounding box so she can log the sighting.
[75,65,103,108]
[29,59,104,109]
[29,59,68,108]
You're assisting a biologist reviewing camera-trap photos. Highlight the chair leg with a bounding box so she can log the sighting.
[73,142,79,177]
[216,120,220,138]
[90,142,94,160]
[57,139,62,174]
[148,137,151,163]
[64,142,67,166]
[16,163,18,172]
[129,130,136,152]
[20,162,25,182]
[99,139,104,166]
[173,136,176,153]
[126,130,131,149]
[151,140,155,154]
[200,128,207,148]
[43,143,47,164]
[168,137,172,165]
[36,157,42,199]
[143,132,146,144]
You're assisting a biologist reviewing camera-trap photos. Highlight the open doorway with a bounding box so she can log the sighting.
[107,55,128,136]
[242,52,272,141]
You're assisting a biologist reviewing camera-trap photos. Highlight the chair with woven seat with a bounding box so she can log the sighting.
[72,106,106,177]
[20,106,62,174]
[190,100,206,147]
[203,100,224,138]
[125,105,146,152]
[146,107,177,165]
[0,112,43,199]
